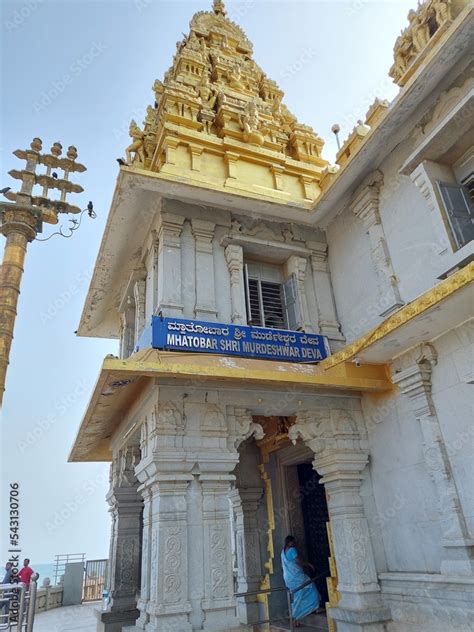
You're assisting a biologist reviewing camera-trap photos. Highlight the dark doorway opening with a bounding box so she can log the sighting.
[297,463,331,606]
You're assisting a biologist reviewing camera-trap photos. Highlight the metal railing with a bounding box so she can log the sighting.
[0,576,37,631]
[83,559,108,602]
[235,573,326,631]
[53,553,85,586]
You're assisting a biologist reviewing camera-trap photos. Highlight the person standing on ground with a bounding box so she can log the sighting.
[0,562,14,617]
[1,563,13,584]
[281,535,324,627]
[18,559,34,589]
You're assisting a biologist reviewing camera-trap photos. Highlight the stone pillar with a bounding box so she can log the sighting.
[409,161,453,254]
[392,344,474,575]
[134,278,146,343]
[229,487,263,624]
[156,212,185,317]
[97,446,143,632]
[135,487,152,629]
[224,244,246,324]
[307,241,344,341]
[285,255,313,332]
[228,408,265,624]
[147,476,192,632]
[350,170,404,317]
[192,219,218,320]
[120,302,136,359]
[133,397,262,631]
[289,410,390,632]
[200,474,236,628]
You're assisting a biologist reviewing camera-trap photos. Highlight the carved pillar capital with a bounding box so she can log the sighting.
[224,244,245,324]
[285,254,312,332]
[156,212,185,317]
[291,409,367,463]
[133,277,146,344]
[191,219,218,319]
[306,241,344,341]
[351,169,404,317]
[350,169,384,228]
[308,241,328,272]
[392,343,438,418]
[108,445,141,501]
[191,219,215,254]
[230,407,264,449]
[224,243,243,273]
[157,211,185,245]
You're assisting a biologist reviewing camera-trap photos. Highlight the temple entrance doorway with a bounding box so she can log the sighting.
[253,425,335,631]
[296,463,331,607]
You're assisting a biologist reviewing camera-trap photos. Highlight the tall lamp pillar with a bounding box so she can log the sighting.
[0,137,86,406]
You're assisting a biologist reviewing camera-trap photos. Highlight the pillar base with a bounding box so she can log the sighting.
[126,625,246,632]
[329,605,391,632]
[95,606,139,632]
[440,538,474,575]
[236,595,260,624]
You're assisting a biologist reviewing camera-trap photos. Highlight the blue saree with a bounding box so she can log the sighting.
[281,547,320,621]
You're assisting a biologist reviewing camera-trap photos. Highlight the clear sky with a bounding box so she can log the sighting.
[0,0,413,566]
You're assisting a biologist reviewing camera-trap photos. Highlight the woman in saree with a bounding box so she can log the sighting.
[281,535,322,626]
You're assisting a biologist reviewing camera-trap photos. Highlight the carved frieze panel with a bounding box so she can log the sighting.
[163,527,186,604]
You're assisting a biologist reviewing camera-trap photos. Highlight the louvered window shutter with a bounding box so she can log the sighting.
[283,274,302,331]
[438,182,474,249]
[244,264,262,326]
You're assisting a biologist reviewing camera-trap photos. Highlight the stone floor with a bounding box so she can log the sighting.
[34,602,98,631]
[273,613,329,631]
[33,603,328,632]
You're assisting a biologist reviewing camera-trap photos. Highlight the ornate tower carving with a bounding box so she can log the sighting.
[122,0,328,207]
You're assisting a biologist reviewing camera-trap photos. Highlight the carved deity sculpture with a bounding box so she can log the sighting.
[118,447,139,486]
[433,0,452,26]
[187,31,201,51]
[126,120,146,165]
[199,36,208,60]
[409,10,430,52]
[240,101,266,145]
[175,38,186,55]
[227,62,245,91]
[198,73,217,110]
[153,79,164,106]
[213,0,227,16]
[271,94,285,124]
[392,35,408,79]
[145,105,156,129]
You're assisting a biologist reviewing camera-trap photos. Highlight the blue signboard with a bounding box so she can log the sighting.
[148,316,330,363]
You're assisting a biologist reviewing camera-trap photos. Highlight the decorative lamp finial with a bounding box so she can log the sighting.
[30,138,42,152]
[213,0,227,17]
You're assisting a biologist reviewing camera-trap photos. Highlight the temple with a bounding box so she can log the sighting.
[70,1,474,631]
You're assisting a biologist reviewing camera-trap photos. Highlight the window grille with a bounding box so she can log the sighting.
[244,263,302,330]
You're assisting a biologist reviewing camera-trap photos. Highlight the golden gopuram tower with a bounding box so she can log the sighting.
[124,0,327,208]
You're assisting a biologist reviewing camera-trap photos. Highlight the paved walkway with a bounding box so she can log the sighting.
[34,602,98,631]
[273,613,329,631]
[34,603,328,631]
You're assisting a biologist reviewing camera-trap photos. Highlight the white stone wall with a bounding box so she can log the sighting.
[327,207,380,342]
[359,321,474,578]
[327,69,472,344]
[122,197,344,356]
[430,321,474,535]
[361,388,443,573]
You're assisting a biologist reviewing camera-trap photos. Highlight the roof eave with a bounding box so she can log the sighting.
[311,5,474,227]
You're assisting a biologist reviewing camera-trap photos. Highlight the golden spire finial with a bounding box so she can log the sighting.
[213,0,227,17]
